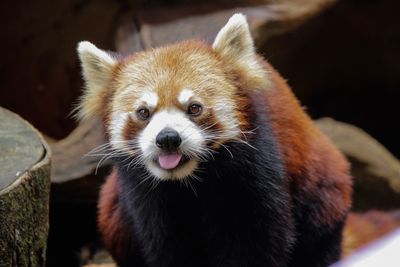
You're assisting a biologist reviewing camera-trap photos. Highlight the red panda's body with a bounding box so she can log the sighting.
[78,14,352,267]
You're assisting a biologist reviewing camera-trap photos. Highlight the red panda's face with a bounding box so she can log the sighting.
[77,14,269,180]
[107,43,241,180]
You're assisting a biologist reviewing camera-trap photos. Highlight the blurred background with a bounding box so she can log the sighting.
[0,0,399,266]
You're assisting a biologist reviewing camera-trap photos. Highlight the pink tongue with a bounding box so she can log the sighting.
[158,153,182,170]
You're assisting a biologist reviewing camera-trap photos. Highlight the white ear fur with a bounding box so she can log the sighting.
[76,41,116,121]
[213,13,268,87]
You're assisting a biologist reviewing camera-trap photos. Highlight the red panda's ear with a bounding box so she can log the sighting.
[76,41,116,121]
[212,13,269,88]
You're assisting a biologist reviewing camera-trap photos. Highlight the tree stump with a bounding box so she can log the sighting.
[0,107,51,267]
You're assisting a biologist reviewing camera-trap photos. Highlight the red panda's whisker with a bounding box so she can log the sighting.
[188,173,203,182]
[94,150,137,174]
[126,157,145,171]
[88,143,112,153]
[182,177,198,198]
[92,145,144,174]
[240,127,259,135]
[95,153,114,175]
[125,172,156,197]
[182,148,213,162]
[199,121,219,131]
[88,140,140,156]
[213,142,234,159]
[142,176,162,198]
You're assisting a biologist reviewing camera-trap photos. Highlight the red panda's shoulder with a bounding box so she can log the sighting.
[256,64,352,227]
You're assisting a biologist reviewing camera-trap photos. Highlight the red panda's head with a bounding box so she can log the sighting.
[77,14,269,180]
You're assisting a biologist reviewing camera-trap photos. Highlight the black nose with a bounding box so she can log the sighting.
[156,128,182,151]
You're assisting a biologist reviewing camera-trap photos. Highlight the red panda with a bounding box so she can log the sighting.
[77,13,352,267]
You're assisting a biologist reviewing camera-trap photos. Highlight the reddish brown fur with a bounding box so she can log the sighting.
[232,86,254,133]
[260,65,352,227]
[123,116,143,141]
[97,168,128,263]
[222,54,352,227]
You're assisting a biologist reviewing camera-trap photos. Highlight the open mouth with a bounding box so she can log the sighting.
[155,152,190,170]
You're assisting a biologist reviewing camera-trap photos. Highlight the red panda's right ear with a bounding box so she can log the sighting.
[76,41,116,121]
[213,13,269,89]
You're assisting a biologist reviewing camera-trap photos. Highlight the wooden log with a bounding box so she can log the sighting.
[0,107,51,267]
[51,118,106,184]
[316,118,400,211]
[115,0,337,54]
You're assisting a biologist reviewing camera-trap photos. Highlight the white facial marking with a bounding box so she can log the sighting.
[139,109,205,180]
[178,89,194,106]
[139,92,158,109]
[109,111,130,151]
[213,98,240,142]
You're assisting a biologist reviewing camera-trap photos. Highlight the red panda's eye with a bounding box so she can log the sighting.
[188,103,202,116]
[137,108,150,120]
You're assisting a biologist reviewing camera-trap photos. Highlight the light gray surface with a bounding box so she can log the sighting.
[0,107,44,191]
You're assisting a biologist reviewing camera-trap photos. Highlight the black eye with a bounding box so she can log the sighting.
[137,107,150,120]
[187,103,202,116]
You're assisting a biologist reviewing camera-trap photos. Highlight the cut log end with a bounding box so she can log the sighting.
[0,107,51,267]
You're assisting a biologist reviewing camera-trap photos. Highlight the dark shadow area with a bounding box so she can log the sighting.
[262,0,400,157]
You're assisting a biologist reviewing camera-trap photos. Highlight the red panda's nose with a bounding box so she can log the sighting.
[156,128,182,151]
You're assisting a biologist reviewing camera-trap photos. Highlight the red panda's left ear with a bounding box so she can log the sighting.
[213,13,269,88]
[76,41,117,121]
